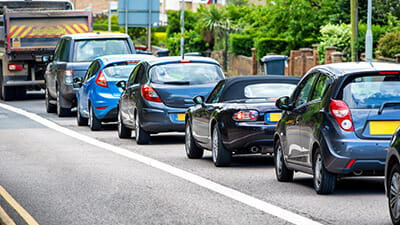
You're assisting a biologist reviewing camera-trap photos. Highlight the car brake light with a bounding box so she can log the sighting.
[96,70,108,87]
[141,85,162,102]
[8,64,23,71]
[379,72,399,75]
[179,60,192,63]
[329,99,354,131]
[64,70,73,84]
[232,110,259,121]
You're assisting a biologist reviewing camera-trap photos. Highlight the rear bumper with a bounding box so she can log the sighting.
[223,122,276,153]
[3,74,45,87]
[92,97,119,121]
[322,132,389,175]
[140,107,186,133]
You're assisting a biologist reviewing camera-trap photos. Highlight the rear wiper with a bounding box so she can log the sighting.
[163,81,190,85]
[378,101,400,114]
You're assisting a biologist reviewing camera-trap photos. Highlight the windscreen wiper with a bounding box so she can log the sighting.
[163,81,190,85]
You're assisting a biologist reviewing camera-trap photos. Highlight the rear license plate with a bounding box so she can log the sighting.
[265,112,281,123]
[369,121,400,135]
[177,114,185,121]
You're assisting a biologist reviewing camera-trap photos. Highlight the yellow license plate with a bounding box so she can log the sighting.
[267,113,281,122]
[369,121,400,135]
[177,114,186,121]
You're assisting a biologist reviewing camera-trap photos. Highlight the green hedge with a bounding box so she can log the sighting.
[377,30,400,58]
[255,37,289,60]
[229,34,254,56]
[93,24,120,32]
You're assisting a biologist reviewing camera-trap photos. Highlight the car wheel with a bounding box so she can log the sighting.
[76,102,88,126]
[274,139,294,182]
[212,126,232,167]
[135,112,150,144]
[56,87,71,117]
[45,88,56,113]
[118,109,131,139]
[389,164,400,225]
[313,148,336,194]
[185,121,203,159]
[88,104,101,131]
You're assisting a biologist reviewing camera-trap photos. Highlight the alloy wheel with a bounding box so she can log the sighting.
[390,171,400,220]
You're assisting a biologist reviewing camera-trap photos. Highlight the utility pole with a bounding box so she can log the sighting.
[350,0,358,62]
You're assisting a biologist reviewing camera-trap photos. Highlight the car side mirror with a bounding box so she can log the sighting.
[275,96,292,110]
[73,77,83,88]
[116,80,127,90]
[193,95,205,105]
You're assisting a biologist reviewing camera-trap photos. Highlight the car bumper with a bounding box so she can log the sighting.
[140,107,186,133]
[223,122,276,153]
[91,95,119,120]
[322,133,389,175]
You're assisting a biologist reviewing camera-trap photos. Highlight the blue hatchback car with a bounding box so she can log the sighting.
[75,54,154,130]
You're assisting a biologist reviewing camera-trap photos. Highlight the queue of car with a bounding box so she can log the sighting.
[41,32,400,224]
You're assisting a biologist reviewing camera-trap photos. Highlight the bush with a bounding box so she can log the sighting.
[255,37,289,60]
[317,24,351,63]
[229,34,254,56]
[356,24,389,57]
[377,31,400,58]
[166,30,207,56]
[153,32,167,46]
[93,24,120,32]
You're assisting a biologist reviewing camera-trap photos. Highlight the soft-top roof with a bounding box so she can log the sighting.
[312,62,400,76]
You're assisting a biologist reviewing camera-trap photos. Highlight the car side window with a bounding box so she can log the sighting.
[128,64,143,86]
[310,73,331,101]
[54,39,65,62]
[84,61,100,82]
[206,81,225,103]
[293,73,317,107]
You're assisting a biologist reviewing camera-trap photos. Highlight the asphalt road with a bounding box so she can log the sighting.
[0,92,392,225]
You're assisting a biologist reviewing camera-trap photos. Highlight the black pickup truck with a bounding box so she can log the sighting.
[44,32,135,116]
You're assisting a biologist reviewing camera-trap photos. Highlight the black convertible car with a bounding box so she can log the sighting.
[185,75,300,166]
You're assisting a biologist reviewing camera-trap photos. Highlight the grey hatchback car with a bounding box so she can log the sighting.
[274,62,400,194]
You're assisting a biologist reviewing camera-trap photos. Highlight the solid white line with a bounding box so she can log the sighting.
[0,103,322,225]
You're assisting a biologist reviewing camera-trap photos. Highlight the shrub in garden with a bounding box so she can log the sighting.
[377,31,400,58]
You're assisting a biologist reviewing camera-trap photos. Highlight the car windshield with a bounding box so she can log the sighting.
[342,74,400,109]
[244,83,297,102]
[103,62,138,81]
[73,39,130,62]
[150,63,224,85]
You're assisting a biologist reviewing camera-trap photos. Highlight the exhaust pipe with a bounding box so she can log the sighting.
[250,146,260,153]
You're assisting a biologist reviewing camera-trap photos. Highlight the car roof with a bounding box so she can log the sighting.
[223,75,301,87]
[61,32,130,40]
[142,56,221,66]
[312,62,400,76]
[95,54,156,65]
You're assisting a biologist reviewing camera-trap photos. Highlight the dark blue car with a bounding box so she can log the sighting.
[275,62,400,194]
[117,56,225,144]
[75,54,155,130]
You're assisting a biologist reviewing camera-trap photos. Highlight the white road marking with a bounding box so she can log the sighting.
[0,103,322,225]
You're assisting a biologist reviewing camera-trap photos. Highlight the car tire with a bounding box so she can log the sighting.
[76,103,88,126]
[45,88,56,113]
[135,112,150,145]
[56,86,71,117]
[388,164,400,225]
[313,148,336,194]
[274,139,294,182]
[185,121,203,159]
[88,104,102,131]
[212,126,232,167]
[118,109,131,139]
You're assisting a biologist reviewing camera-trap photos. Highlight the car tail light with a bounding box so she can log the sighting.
[96,106,107,110]
[329,99,354,131]
[179,60,192,63]
[96,70,108,87]
[232,110,259,121]
[141,85,162,102]
[8,64,23,71]
[64,70,73,84]
[379,71,399,75]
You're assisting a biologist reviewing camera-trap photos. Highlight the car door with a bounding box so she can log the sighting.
[192,81,225,146]
[285,73,318,166]
[298,73,332,167]
[47,38,69,97]
[120,64,141,128]
[79,60,101,116]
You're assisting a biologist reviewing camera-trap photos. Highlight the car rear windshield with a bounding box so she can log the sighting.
[150,63,224,85]
[73,39,131,62]
[244,83,297,102]
[342,74,400,109]
[103,62,138,81]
